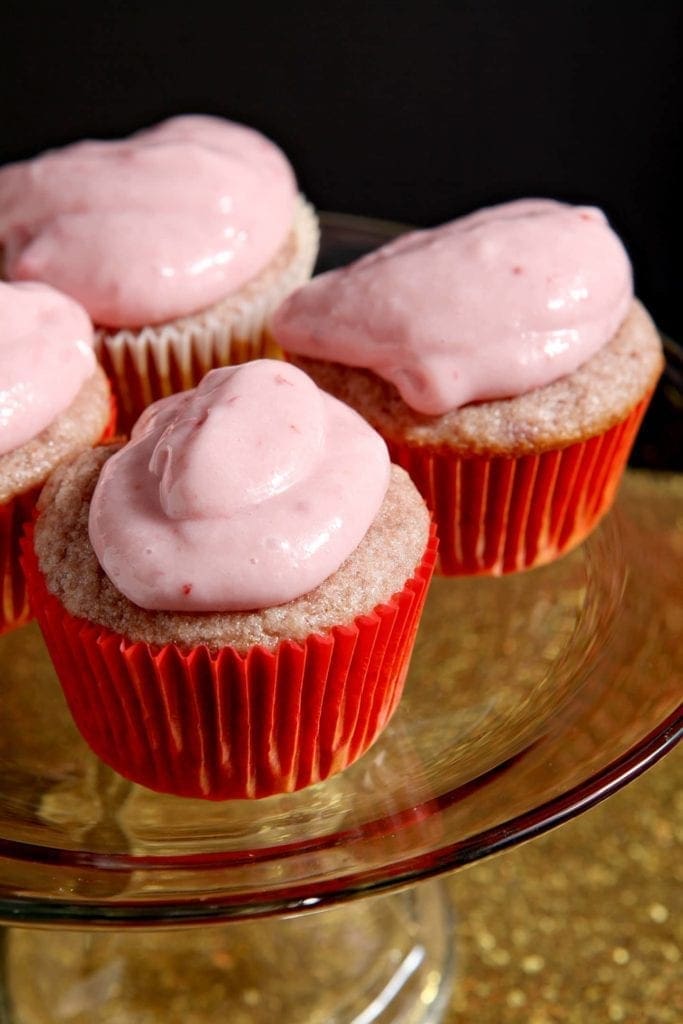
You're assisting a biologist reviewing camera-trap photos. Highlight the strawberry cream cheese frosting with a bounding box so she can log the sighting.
[272,199,634,415]
[88,360,391,611]
[0,115,298,328]
[0,281,96,455]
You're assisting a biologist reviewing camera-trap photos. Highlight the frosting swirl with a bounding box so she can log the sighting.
[0,115,297,328]
[271,199,634,415]
[88,360,391,611]
[0,281,96,456]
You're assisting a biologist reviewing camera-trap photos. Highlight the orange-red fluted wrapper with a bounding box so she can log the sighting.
[0,398,117,638]
[0,488,41,636]
[386,396,651,576]
[22,527,437,800]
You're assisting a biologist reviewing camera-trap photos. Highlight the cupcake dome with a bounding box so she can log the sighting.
[271,199,665,575]
[0,115,319,430]
[24,360,435,799]
[0,281,112,634]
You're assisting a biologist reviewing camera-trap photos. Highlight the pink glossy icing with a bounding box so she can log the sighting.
[0,281,96,456]
[272,199,634,415]
[0,115,297,328]
[88,360,391,612]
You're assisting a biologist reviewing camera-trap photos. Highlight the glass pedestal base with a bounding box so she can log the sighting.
[1,879,454,1024]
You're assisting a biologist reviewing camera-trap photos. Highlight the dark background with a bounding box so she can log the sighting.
[2,1,681,340]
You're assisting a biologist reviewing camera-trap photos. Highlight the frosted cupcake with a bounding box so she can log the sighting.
[271,199,665,575]
[0,281,112,634]
[23,360,435,799]
[0,115,319,431]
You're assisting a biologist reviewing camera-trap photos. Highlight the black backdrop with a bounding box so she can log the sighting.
[2,1,681,339]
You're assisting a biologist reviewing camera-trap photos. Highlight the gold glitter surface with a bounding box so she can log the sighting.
[444,744,682,1023]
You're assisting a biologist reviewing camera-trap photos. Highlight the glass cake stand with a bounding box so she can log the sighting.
[0,216,680,1024]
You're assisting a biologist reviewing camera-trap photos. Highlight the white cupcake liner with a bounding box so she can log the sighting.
[95,197,319,430]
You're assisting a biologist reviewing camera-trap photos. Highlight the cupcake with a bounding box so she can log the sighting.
[0,115,319,432]
[270,198,665,575]
[23,360,436,799]
[0,281,112,635]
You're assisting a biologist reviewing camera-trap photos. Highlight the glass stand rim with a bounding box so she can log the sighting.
[0,216,680,928]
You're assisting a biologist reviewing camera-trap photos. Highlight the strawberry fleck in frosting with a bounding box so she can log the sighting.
[0,115,298,328]
[88,360,391,611]
[272,199,634,415]
[0,281,96,455]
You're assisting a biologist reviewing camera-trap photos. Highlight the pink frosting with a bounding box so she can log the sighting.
[272,199,634,415]
[0,115,297,328]
[88,360,391,612]
[0,281,96,456]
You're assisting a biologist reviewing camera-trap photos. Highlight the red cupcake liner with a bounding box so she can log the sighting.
[22,526,437,800]
[0,398,117,639]
[386,396,651,576]
[0,488,42,636]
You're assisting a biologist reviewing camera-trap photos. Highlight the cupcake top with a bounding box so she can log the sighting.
[87,360,391,612]
[0,115,298,328]
[271,198,634,415]
[0,280,97,456]
[291,300,664,456]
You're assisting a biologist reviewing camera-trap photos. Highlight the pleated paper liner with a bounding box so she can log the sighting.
[0,397,117,638]
[96,199,319,433]
[0,488,41,636]
[22,526,437,801]
[386,395,651,576]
